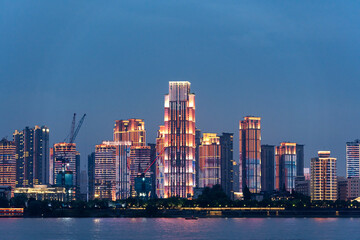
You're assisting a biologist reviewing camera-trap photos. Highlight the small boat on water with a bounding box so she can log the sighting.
[185,216,198,220]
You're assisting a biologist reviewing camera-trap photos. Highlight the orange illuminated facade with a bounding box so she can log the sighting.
[114,119,146,147]
[275,142,297,192]
[0,139,16,197]
[310,151,337,201]
[163,81,196,198]
[199,133,221,188]
[94,143,117,200]
[239,116,261,193]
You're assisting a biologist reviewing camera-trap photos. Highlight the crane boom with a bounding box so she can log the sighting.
[70,114,86,143]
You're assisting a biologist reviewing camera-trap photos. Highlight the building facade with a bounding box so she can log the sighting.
[113,119,146,147]
[346,140,360,178]
[129,146,151,197]
[199,133,221,188]
[275,142,297,192]
[88,152,95,200]
[295,176,310,196]
[155,126,165,198]
[163,81,196,198]
[220,133,234,198]
[94,141,131,200]
[239,116,261,193]
[261,145,275,193]
[13,126,50,187]
[52,143,79,187]
[0,139,16,196]
[310,151,337,201]
[94,143,117,200]
[296,144,304,177]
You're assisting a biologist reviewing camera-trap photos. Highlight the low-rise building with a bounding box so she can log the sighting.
[295,176,310,196]
[14,185,66,201]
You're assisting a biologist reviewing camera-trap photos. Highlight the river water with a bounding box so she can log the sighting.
[0,218,358,240]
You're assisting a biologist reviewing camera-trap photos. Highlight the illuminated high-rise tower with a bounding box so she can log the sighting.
[346,140,360,178]
[13,125,50,187]
[94,143,117,200]
[0,139,16,197]
[275,142,297,192]
[113,119,149,197]
[113,119,146,147]
[199,133,221,188]
[310,151,337,201]
[239,116,261,193]
[94,141,131,200]
[164,81,196,198]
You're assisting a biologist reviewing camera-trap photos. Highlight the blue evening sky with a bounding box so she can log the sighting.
[1,1,360,175]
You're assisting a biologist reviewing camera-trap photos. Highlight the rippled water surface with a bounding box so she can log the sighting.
[0,218,359,240]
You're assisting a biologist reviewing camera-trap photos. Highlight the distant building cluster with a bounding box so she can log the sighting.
[1,81,360,202]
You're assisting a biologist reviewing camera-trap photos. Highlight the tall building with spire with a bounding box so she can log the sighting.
[163,81,196,198]
[199,133,221,188]
[239,116,261,193]
[0,139,16,196]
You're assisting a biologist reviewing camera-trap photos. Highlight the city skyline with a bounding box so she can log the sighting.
[0,80,358,177]
[2,1,360,176]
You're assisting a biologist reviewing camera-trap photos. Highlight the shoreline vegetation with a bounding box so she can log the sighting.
[3,185,360,218]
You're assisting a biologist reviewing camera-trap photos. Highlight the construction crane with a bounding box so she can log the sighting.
[57,113,86,201]
[59,113,86,172]
[63,113,86,144]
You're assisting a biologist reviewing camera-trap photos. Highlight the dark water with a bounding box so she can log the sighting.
[0,218,358,240]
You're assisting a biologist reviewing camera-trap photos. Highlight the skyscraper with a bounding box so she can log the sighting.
[113,119,146,146]
[275,142,297,192]
[88,152,95,200]
[239,116,261,193]
[148,143,157,198]
[346,140,360,178]
[296,144,304,177]
[13,125,50,187]
[94,143,117,200]
[163,81,196,198]
[195,128,201,188]
[261,144,275,193]
[94,141,131,200]
[0,139,16,196]
[199,133,221,188]
[220,133,234,198]
[310,151,337,201]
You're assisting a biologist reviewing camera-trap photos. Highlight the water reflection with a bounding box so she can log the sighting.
[0,218,359,240]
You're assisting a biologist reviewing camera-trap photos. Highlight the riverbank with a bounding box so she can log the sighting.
[18,208,360,218]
